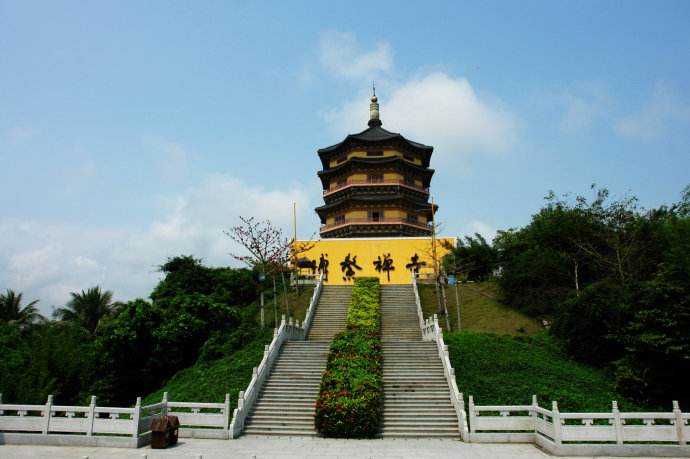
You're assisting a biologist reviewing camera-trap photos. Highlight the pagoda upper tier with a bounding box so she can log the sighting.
[315,93,437,238]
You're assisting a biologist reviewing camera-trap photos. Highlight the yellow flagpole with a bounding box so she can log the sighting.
[431,196,438,277]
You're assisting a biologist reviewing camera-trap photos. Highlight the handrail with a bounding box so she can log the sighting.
[229,313,310,438]
[230,273,325,438]
[302,270,325,335]
[412,276,470,442]
[467,397,690,451]
[411,271,425,332]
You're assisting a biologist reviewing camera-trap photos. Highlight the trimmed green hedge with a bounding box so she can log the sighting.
[315,277,382,437]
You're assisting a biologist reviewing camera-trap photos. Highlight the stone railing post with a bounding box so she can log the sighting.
[531,395,538,434]
[552,401,562,445]
[673,401,686,445]
[468,395,476,433]
[458,392,469,442]
[237,390,245,411]
[42,394,53,435]
[132,397,142,439]
[87,395,97,436]
[0,393,3,415]
[162,391,169,416]
[223,393,231,430]
[612,400,623,445]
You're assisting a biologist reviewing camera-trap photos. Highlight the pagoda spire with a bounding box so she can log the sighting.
[368,84,381,127]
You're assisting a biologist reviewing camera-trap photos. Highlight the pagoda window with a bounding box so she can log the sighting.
[369,210,382,222]
[406,213,418,223]
[335,214,345,224]
[403,176,415,186]
[366,150,384,156]
[367,173,384,183]
[337,177,347,186]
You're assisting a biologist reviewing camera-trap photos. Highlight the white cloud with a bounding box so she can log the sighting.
[6,125,38,144]
[319,31,392,81]
[557,82,611,133]
[466,221,497,242]
[0,175,312,314]
[615,83,690,140]
[322,72,518,167]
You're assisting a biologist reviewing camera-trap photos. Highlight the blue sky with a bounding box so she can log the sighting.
[1,1,689,311]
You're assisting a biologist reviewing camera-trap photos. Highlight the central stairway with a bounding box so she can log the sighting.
[243,285,351,436]
[380,284,459,438]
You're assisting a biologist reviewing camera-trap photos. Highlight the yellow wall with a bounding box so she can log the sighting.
[293,237,455,285]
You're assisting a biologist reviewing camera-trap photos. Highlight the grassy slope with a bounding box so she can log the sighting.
[143,286,314,405]
[446,331,644,412]
[419,281,542,335]
[253,285,315,329]
[142,329,273,406]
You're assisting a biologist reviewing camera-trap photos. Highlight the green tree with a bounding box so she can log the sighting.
[0,289,44,328]
[444,233,498,281]
[54,286,115,334]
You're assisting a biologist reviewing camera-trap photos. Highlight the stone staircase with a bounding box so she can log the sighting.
[243,285,351,436]
[380,284,459,438]
[307,285,352,341]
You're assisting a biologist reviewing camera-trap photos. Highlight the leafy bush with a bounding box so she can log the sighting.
[315,277,382,437]
[346,277,380,330]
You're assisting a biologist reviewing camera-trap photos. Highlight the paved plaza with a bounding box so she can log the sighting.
[0,437,672,459]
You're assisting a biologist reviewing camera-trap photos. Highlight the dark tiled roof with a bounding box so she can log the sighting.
[318,125,433,155]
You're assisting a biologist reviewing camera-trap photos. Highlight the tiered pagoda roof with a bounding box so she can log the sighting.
[315,92,437,238]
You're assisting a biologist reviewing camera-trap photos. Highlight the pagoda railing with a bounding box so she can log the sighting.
[320,218,432,233]
[323,179,429,196]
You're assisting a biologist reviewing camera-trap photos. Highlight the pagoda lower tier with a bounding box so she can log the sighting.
[316,192,434,238]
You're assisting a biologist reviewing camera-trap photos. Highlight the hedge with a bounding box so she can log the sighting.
[314,277,382,437]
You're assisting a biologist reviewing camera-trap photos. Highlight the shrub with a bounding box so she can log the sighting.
[315,277,382,437]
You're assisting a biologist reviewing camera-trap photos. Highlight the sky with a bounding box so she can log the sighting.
[1,1,689,313]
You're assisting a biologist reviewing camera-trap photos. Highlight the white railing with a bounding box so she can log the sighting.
[229,315,304,438]
[302,270,325,335]
[411,274,470,441]
[411,272,425,331]
[0,392,231,447]
[229,271,325,438]
[468,396,690,455]
[158,391,231,439]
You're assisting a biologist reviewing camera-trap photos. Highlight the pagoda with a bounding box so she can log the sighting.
[316,92,436,238]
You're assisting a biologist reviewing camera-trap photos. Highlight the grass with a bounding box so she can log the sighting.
[418,281,542,335]
[445,331,645,412]
[253,285,315,329]
[142,285,314,406]
[142,328,273,407]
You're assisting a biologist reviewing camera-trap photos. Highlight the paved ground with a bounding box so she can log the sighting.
[0,437,667,459]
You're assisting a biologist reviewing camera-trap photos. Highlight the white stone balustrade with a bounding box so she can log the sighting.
[0,392,234,447]
[411,272,470,441]
[229,272,324,438]
[468,395,690,456]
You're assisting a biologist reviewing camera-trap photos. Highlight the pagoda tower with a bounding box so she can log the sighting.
[316,93,437,238]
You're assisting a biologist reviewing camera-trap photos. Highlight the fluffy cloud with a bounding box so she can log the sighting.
[557,82,611,133]
[322,72,518,166]
[0,175,312,314]
[319,31,392,81]
[466,220,497,242]
[615,83,690,140]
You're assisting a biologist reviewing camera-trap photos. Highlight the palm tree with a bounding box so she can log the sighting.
[0,289,45,327]
[54,286,114,333]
